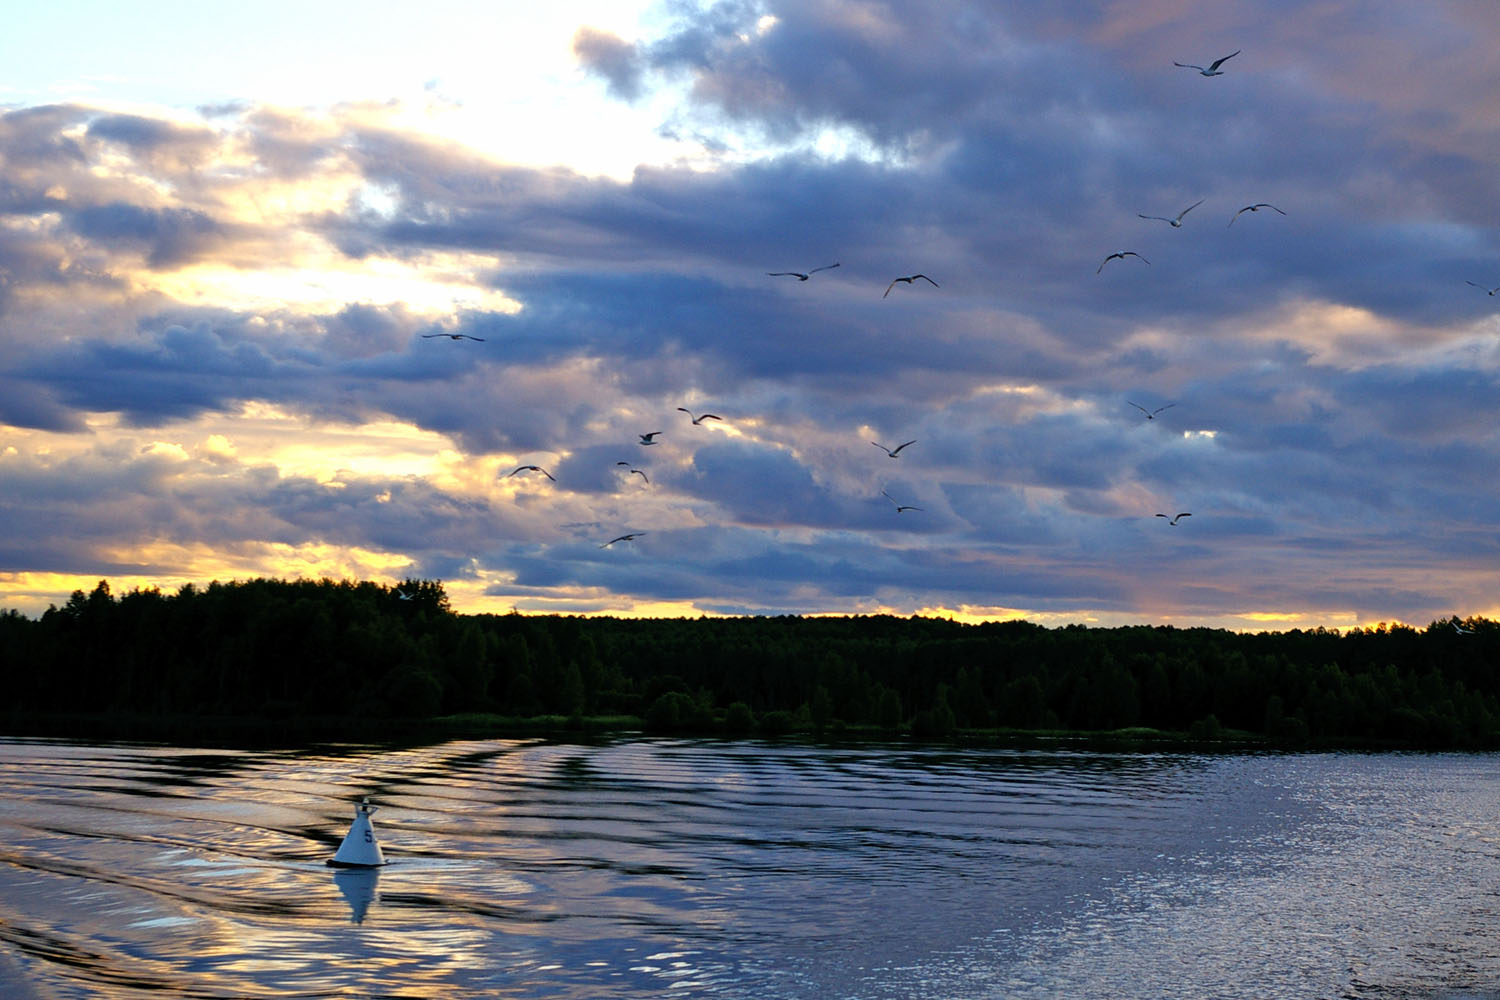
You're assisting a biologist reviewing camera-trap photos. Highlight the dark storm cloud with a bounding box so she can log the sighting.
[67,202,224,268]
[503,524,914,608]
[21,321,296,424]
[0,378,85,432]
[683,438,851,527]
[1334,364,1500,441]
[335,129,915,278]
[252,475,502,556]
[84,112,218,170]
[319,303,430,359]
[85,113,191,149]
[4,297,527,433]
[0,447,223,574]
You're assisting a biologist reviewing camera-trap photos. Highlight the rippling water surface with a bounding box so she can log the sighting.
[2,737,1499,998]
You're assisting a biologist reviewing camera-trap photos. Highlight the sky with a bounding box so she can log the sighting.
[2,0,1499,629]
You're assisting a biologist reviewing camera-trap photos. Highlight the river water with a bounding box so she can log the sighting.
[1,738,1499,999]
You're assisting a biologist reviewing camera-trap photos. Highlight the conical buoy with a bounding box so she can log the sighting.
[327,797,387,868]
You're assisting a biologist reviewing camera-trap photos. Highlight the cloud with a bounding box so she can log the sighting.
[22,320,291,424]
[0,378,86,432]
[4,4,1500,625]
[574,27,648,101]
[683,437,852,527]
[66,202,225,268]
[84,113,219,171]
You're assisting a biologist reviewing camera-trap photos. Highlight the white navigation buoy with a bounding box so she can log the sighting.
[328,797,387,868]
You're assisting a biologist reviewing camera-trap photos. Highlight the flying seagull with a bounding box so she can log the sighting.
[1175,50,1240,76]
[1098,251,1149,273]
[1156,512,1192,525]
[677,407,722,425]
[421,333,486,342]
[616,461,650,484]
[1453,622,1475,635]
[600,532,646,548]
[768,263,840,280]
[638,431,663,446]
[507,465,555,481]
[1228,203,1287,226]
[1138,199,1204,228]
[883,274,939,298]
[1128,401,1177,420]
[1466,281,1500,296]
[882,490,924,513]
[872,440,916,458]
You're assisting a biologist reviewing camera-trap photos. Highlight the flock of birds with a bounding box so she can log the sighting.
[458,49,1293,548]
[488,280,961,546]
[474,256,963,545]
[1095,198,1287,272]
[442,47,1489,567]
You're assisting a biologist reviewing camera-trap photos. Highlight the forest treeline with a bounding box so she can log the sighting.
[1,577,1497,747]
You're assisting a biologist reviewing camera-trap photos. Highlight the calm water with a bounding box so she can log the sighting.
[2,738,1499,999]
